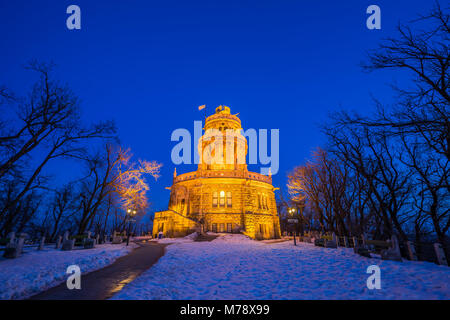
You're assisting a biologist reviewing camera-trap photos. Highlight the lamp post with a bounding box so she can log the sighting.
[288,207,298,246]
[126,209,137,246]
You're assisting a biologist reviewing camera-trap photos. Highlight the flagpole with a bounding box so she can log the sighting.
[198,105,207,129]
[204,106,207,125]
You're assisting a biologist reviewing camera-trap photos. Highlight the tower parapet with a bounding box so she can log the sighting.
[198,106,248,172]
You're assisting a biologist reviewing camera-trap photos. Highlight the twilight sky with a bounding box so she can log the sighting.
[0,0,435,211]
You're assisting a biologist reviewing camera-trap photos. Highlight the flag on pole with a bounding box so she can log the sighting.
[198,105,206,111]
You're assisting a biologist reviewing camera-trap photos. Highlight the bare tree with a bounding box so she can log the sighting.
[399,131,449,245]
[338,3,449,160]
[0,182,41,237]
[288,148,353,236]
[76,144,161,234]
[48,185,75,241]
[0,61,116,224]
[329,3,449,244]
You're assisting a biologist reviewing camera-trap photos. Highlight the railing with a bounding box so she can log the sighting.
[173,170,272,184]
[297,232,449,267]
[206,113,241,125]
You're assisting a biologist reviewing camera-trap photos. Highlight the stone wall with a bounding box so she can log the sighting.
[154,175,281,240]
[152,210,197,237]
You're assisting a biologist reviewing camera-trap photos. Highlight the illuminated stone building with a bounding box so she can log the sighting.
[153,106,281,239]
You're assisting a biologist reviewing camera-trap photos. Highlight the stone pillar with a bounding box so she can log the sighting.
[406,241,418,261]
[381,235,402,261]
[38,236,45,250]
[7,232,15,244]
[433,243,448,266]
[16,236,25,255]
[62,232,75,251]
[18,233,28,253]
[4,234,26,258]
[391,235,401,257]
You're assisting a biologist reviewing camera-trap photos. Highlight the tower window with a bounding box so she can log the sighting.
[219,190,225,207]
[226,191,232,207]
[212,192,218,207]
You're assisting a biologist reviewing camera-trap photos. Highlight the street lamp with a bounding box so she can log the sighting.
[126,208,137,246]
[288,207,298,246]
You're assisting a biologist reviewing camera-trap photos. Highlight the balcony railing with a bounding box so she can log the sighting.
[173,170,272,184]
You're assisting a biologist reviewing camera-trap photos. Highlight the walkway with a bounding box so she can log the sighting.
[29,241,166,300]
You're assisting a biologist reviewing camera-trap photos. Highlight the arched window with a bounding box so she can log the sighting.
[258,194,262,209]
[212,192,218,207]
[219,190,226,207]
[226,191,232,207]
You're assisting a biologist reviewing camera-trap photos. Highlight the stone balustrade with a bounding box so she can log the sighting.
[173,170,272,184]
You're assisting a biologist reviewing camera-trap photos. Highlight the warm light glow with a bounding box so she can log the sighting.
[152,107,281,240]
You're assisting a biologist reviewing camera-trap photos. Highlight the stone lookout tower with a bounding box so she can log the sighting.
[153,106,281,239]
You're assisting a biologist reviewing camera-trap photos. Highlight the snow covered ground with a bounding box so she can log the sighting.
[0,243,136,300]
[113,234,450,300]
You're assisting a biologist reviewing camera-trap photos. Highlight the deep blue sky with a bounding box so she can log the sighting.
[0,0,435,211]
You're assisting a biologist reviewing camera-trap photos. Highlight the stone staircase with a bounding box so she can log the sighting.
[195,234,218,242]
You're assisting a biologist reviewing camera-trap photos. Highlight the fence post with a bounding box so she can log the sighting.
[433,243,448,266]
[406,241,418,261]
[17,234,26,255]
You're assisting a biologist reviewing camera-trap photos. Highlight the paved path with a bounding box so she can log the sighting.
[29,241,166,300]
